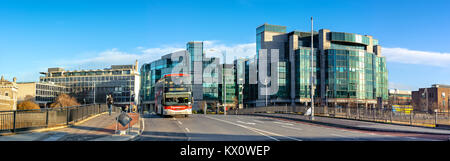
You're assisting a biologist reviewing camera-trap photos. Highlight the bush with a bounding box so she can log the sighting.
[17,101,40,111]
[50,94,80,108]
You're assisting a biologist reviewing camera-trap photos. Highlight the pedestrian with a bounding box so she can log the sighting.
[107,94,114,115]
[124,105,129,113]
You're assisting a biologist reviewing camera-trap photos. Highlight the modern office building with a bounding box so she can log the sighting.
[39,61,140,107]
[247,23,388,108]
[234,58,247,109]
[17,82,71,108]
[388,89,412,106]
[140,42,221,111]
[412,84,450,112]
[0,76,18,111]
[218,64,236,109]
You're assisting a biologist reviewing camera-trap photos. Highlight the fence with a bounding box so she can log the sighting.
[0,104,120,134]
[227,105,450,127]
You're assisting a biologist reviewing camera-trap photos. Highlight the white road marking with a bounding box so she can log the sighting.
[405,137,418,140]
[206,116,279,141]
[253,120,264,123]
[206,116,301,141]
[274,121,293,126]
[237,120,256,125]
[281,125,303,131]
[185,128,190,132]
[330,133,346,138]
[403,136,439,141]
[177,121,182,125]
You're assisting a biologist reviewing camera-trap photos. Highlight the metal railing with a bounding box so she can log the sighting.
[0,104,120,134]
[227,105,450,127]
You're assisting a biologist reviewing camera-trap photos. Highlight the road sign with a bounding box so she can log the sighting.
[117,113,132,127]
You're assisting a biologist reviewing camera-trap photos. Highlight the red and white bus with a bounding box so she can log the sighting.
[155,73,192,117]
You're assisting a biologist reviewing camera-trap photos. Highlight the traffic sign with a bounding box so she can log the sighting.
[117,113,132,127]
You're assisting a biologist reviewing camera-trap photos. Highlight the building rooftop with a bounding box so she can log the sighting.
[432,84,450,88]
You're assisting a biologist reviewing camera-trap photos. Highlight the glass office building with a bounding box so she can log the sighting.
[247,23,388,108]
[140,42,221,111]
[218,64,236,109]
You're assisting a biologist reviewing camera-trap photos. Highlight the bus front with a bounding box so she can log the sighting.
[162,74,192,116]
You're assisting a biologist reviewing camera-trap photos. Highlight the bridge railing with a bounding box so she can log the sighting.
[227,105,450,128]
[0,104,121,134]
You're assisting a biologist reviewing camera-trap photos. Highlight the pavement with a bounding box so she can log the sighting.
[135,114,450,141]
[252,113,450,135]
[0,111,142,141]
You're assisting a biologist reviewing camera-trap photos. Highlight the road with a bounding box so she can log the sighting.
[135,114,443,141]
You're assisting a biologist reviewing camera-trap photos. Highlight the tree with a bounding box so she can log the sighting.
[50,94,80,108]
[17,101,40,111]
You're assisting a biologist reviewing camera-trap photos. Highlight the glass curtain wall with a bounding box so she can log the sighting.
[295,48,319,98]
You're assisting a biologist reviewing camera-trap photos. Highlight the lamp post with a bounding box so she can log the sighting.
[93,82,96,104]
[310,17,315,121]
[239,78,244,109]
[208,48,227,115]
[264,77,269,107]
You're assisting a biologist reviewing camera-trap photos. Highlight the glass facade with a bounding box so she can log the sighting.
[330,32,371,45]
[203,58,219,100]
[325,49,388,100]
[295,48,319,98]
[251,23,389,107]
[140,42,220,110]
[219,65,236,105]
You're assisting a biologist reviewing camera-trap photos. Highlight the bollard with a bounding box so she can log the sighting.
[45,109,49,127]
[66,108,70,125]
[435,110,438,126]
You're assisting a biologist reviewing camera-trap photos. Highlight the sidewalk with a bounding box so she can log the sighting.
[253,113,450,135]
[0,111,141,141]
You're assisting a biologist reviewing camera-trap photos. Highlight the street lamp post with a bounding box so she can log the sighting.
[93,82,96,104]
[208,48,227,115]
[239,78,244,109]
[310,17,315,121]
[264,78,269,107]
[223,51,227,116]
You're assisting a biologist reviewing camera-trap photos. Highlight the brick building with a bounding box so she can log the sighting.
[412,84,450,112]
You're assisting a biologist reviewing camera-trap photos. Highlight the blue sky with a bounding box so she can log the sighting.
[1,0,450,91]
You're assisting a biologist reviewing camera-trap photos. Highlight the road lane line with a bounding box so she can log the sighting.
[205,116,279,141]
[330,133,346,138]
[237,120,256,125]
[206,116,302,141]
[281,125,302,131]
[274,121,293,126]
[185,128,190,132]
[177,121,182,125]
[248,127,303,141]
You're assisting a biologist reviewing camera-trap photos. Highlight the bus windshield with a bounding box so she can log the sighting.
[164,94,190,106]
